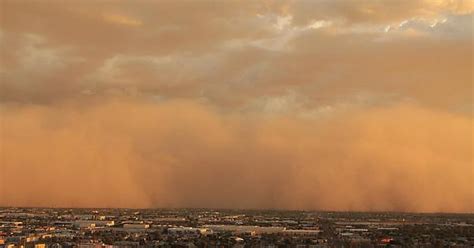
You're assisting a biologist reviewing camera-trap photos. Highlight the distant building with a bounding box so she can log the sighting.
[282,229,321,236]
[203,225,285,235]
[73,220,114,228]
[168,227,206,235]
[123,223,149,229]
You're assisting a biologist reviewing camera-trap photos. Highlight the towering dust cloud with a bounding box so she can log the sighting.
[0,0,473,212]
[1,100,472,212]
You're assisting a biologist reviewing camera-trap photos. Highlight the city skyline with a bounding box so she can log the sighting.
[0,0,473,213]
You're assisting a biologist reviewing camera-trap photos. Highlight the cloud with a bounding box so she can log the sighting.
[0,0,472,211]
[284,0,473,26]
[102,13,142,27]
[0,99,472,212]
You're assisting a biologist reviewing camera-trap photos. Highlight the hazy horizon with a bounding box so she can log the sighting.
[1,205,473,215]
[0,0,473,213]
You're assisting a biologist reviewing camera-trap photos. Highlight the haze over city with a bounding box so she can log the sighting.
[0,0,473,213]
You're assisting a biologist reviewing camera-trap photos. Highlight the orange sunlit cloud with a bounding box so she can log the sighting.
[0,0,472,212]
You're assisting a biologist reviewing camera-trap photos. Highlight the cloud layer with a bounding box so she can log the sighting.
[0,0,472,212]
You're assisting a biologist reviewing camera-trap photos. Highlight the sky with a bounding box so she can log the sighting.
[0,0,472,212]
